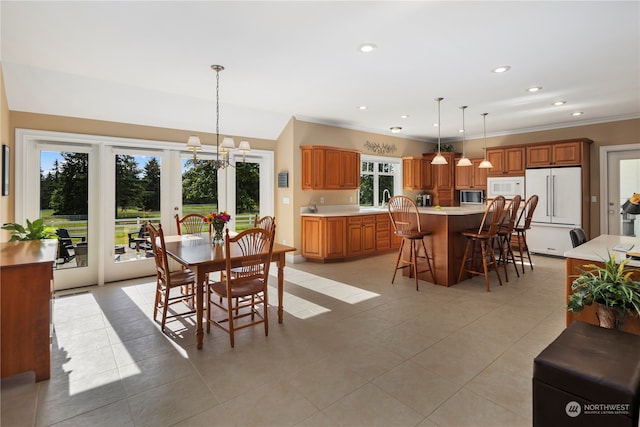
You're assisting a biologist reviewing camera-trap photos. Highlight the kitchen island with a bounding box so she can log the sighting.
[301,205,487,286]
[411,206,487,286]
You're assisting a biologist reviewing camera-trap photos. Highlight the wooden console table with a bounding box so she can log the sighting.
[564,234,640,335]
[1,239,58,381]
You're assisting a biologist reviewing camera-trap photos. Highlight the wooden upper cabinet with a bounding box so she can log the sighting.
[486,147,525,176]
[403,157,429,190]
[301,146,360,190]
[455,158,487,189]
[421,159,433,189]
[527,140,584,167]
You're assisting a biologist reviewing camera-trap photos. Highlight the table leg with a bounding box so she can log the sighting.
[195,267,205,349]
[277,253,284,324]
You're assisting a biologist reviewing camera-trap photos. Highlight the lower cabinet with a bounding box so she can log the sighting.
[347,215,376,257]
[302,213,396,261]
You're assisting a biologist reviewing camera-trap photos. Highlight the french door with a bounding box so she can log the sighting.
[18,141,99,290]
[16,129,274,289]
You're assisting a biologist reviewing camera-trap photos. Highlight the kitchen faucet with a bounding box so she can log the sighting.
[382,189,391,206]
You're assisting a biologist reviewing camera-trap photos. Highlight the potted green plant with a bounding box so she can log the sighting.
[1,218,57,241]
[567,252,640,329]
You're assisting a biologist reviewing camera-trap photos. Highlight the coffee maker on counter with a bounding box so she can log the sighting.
[415,193,432,207]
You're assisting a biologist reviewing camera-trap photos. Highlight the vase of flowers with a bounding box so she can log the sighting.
[204,211,231,244]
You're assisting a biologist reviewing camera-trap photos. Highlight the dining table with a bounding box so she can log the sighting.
[163,233,296,349]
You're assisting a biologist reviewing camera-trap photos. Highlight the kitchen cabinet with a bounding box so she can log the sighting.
[301,216,346,260]
[1,240,58,382]
[486,147,525,176]
[424,152,458,206]
[454,158,488,190]
[402,157,432,190]
[301,146,360,190]
[526,140,586,167]
[347,215,376,257]
[302,213,396,261]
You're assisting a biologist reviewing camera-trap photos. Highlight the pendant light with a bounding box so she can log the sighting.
[431,97,448,165]
[478,112,493,169]
[456,105,472,167]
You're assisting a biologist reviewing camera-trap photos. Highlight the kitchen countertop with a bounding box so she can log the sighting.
[564,234,640,267]
[301,205,488,217]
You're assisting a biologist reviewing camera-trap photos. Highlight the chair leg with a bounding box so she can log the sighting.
[411,240,419,291]
[488,240,503,289]
[457,238,472,283]
[418,238,435,285]
[161,285,170,332]
[522,232,534,271]
[227,294,235,348]
[495,236,509,282]
[480,242,490,291]
[391,240,406,284]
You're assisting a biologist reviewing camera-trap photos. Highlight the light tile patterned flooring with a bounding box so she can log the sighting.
[1,253,568,427]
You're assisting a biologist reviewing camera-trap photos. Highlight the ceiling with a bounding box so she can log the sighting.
[2,1,639,143]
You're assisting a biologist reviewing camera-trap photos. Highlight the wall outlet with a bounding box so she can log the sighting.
[282,239,286,245]
[591,195,597,203]
[349,196,353,203]
[320,197,325,204]
[282,197,290,205]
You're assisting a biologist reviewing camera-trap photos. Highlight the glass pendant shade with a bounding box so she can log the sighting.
[432,153,448,165]
[478,159,493,169]
[457,157,472,167]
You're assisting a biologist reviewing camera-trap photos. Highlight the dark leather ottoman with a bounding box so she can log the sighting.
[533,321,640,427]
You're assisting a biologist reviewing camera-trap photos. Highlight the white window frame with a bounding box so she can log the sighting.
[360,154,402,207]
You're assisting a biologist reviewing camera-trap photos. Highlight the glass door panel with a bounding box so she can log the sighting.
[114,153,162,262]
[236,162,260,231]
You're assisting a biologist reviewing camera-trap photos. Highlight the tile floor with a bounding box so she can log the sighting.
[1,252,568,427]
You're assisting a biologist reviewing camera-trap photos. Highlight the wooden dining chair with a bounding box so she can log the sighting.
[512,194,539,274]
[175,213,210,235]
[388,195,435,290]
[457,196,506,291]
[495,195,522,282]
[254,215,276,236]
[207,227,275,347]
[147,222,197,332]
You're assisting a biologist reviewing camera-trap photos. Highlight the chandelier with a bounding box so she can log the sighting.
[186,65,251,169]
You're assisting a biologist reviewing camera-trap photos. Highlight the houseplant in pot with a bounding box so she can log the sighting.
[1,218,57,241]
[567,252,640,329]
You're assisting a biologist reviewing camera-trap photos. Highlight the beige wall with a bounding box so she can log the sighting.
[0,69,12,241]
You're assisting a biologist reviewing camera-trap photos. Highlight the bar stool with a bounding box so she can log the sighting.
[457,196,506,291]
[512,194,539,274]
[388,195,435,290]
[495,195,522,282]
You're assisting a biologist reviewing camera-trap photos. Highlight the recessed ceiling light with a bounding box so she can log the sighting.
[390,126,402,133]
[400,114,409,119]
[492,66,511,73]
[527,86,543,92]
[359,43,377,53]
[552,101,566,106]
[358,106,367,110]
[571,112,584,116]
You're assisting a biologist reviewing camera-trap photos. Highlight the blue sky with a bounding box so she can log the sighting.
[40,151,188,175]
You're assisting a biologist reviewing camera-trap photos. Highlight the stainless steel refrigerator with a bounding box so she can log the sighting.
[525,167,582,256]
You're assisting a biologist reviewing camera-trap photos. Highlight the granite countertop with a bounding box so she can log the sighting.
[301,205,488,217]
[564,234,640,267]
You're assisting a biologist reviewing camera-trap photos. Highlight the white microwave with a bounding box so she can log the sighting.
[486,176,525,199]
